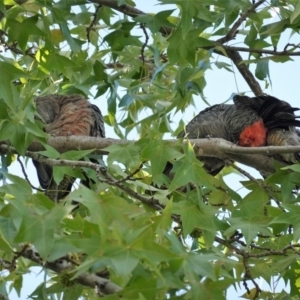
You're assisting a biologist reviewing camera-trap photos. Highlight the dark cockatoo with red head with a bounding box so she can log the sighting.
[33,94,105,202]
[176,95,300,175]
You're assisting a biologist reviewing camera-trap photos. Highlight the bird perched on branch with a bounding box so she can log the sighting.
[177,95,300,175]
[33,94,105,202]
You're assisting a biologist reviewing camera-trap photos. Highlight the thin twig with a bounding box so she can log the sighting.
[97,166,183,223]
[97,166,165,211]
[90,0,173,36]
[223,45,300,56]
[116,162,144,183]
[17,155,44,192]
[243,251,261,298]
[86,4,102,43]
[226,160,285,211]
[1,39,35,57]
[105,62,125,69]
[283,43,300,52]
[140,23,149,64]
[225,49,263,96]
[247,243,300,258]
[17,244,122,296]
[217,0,267,44]
[22,150,167,213]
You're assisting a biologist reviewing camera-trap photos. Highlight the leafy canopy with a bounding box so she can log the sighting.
[0,0,300,299]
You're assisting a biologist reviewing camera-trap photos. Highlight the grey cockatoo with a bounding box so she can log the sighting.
[176,95,300,176]
[33,94,105,202]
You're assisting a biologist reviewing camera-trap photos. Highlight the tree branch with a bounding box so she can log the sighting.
[212,0,267,96]
[217,0,267,44]
[17,155,44,192]
[17,244,122,297]
[226,160,285,211]
[3,136,297,157]
[18,149,166,211]
[247,243,300,258]
[97,166,165,211]
[2,137,300,175]
[224,49,264,96]
[89,0,172,36]
[223,45,300,56]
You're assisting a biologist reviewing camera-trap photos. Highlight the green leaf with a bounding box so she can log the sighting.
[231,185,269,219]
[7,15,44,52]
[291,1,300,24]
[253,39,271,49]
[0,2,5,11]
[0,173,32,202]
[169,142,216,191]
[2,0,300,297]
[225,217,272,245]
[60,149,95,160]
[271,255,298,273]
[141,139,183,181]
[52,165,80,185]
[282,164,300,172]
[215,61,233,72]
[0,122,26,154]
[93,60,108,82]
[61,285,83,299]
[255,59,270,81]
[179,1,197,38]
[209,189,231,206]
[59,22,82,53]
[14,205,69,259]
[119,93,134,107]
[225,8,239,28]
[66,187,143,229]
[183,252,217,280]
[268,170,300,202]
[134,10,175,33]
[167,28,215,65]
[42,53,77,73]
[0,227,13,252]
[244,24,257,47]
[106,245,140,276]
[0,62,26,110]
[104,28,142,52]
[123,277,158,299]
[172,201,217,237]
[261,19,289,36]
[217,0,247,10]
[106,143,141,169]
[271,205,300,240]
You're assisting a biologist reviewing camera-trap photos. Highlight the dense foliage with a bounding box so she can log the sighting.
[1,0,300,299]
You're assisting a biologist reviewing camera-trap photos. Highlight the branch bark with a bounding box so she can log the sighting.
[216,0,267,44]
[3,136,298,156]
[18,244,122,297]
[2,137,300,175]
[223,45,300,56]
[20,149,166,210]
[89,0,173,36]
[225,49,264,96]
